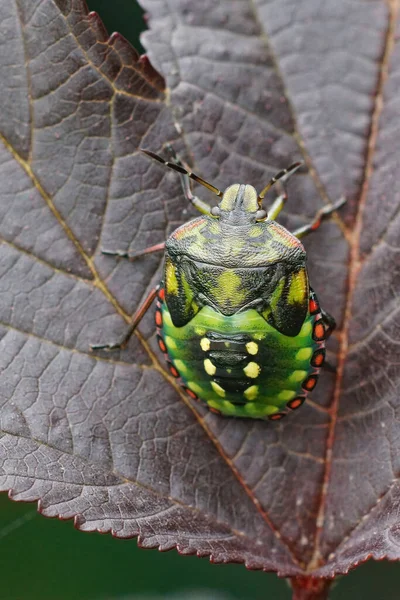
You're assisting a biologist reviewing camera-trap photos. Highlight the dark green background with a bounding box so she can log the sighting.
[2,2,398,598]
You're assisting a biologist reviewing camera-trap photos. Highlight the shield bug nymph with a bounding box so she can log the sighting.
[92,148,345,421]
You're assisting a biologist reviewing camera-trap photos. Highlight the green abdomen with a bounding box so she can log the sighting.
[156,297,324,420]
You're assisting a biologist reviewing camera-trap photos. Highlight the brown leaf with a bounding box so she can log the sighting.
[0,0,399,589]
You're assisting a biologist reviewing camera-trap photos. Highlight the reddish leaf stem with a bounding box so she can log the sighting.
[290,577,333,600]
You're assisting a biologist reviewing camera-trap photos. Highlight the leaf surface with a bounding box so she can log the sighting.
[0,0,399,582]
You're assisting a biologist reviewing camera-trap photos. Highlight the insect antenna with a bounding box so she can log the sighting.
[141,149,223,197]
[258,162,303,202]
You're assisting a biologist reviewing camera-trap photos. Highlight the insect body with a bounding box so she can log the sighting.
[93,149,345,421]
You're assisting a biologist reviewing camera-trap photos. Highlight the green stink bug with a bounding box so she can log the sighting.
[92,149,345,421]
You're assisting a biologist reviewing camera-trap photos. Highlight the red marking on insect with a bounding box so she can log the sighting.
[302,375,318,392]
[311,349,325,368]
[157,337,167,353]
[309,297,319,315]
[270,223,301,247]
[168,364,179,378]
[158,288,165,302]
[184,387,198,400]
[208,407,221,416]
[287,397,305,410]
[155,311,163,327]
[313,320,325,341]
[312,218,321,230]
[269,412,286,421]
[173,218,206,240]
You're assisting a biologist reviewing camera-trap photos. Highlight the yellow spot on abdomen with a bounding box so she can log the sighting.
[246,341,259,355]
[187,381,203,395]
[245,403,279,418]
[200,337,210,351]
[165,336,177,350]
[289,370,308,383]
[211,381,226,397]
[244,385,259,401]
[204,359,216,376]
[174,359,187,373]
[278,390,296,401]
[243,362,261,379]
[299,320,312,337]
[208,399,234,413]
[162,311,173,327]
[296,348,312,361]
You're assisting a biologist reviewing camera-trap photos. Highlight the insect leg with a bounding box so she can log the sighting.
[142,146,221,215]
[164,146,213,215]
[176,165,213,215]
[258,162,302,202]
[292,197,346,239]
[318,309,337,371]
[267,189,288,220]
[90,285,160,351]
[101,242,166,261]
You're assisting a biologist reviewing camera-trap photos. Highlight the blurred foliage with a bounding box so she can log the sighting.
[2,491,400,599]
[89,0,146,52]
